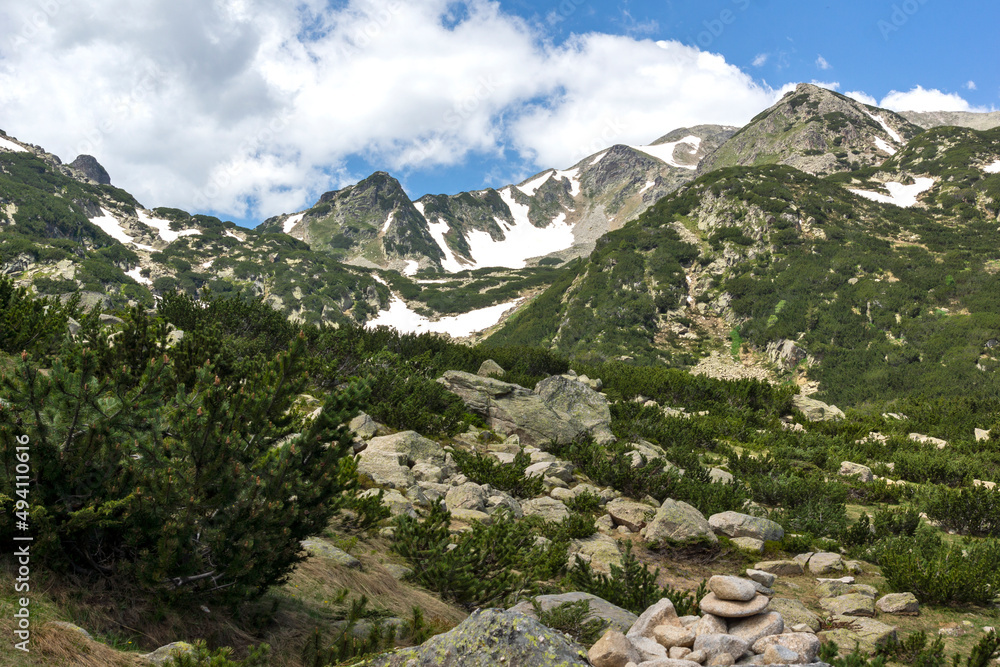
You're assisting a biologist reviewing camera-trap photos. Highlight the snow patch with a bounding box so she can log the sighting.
[516,171,554,196]
[413,202,426,217]
[427,219,468,273]
[865,111,903,144]
[380,211,396,234]
[283,212,305,234]
[630,136,702,170]
[138,210,201,243]
[125,267,152,285]
[224,229,245,241]
[554,167,582,196]
[640,180,656,194]
[849,177,935,208]
[89,208,157,251]
[403,260,419,276]
[874,138,897,155]
[984,160,1000,174]
[366,296,523,338]
[0,136,27,152]
[589,151,609,166]
[201,259,214,269]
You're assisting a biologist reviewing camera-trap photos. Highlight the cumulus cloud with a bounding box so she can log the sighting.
[815,55,831,70]
[752,53,768,67]
[0,0,776,221]
[844,91,878,106]
[966,80,977,91]
[879,85,984,112]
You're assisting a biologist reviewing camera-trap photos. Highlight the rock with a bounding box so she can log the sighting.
[818,616,897,654]
[349,412,380,440]
[709,512,785,542]
[838,462,874,483]
[693,634,751,662]
[708,653,736,666]
[365,431,447,466]
[591,629,643,667]
[819,594,875,618]
[731,537,766,553]
[628,598,681,639]
[535,374,616,444]
[45,621,92,639]
[445,482,489,513]
[700,593,770,618]
[522,496,571,522]
[450,508,492,524]
[302,539,361,568]
[412,462,444,483]
[687,650,708,663]
[793,553,814,566]
[709,576,758,602]
[477,359,505,378]
[727,612,784,645]
[792,395,844,422]
[633,635,669,661]
[766,598,822,632]
[99,313,124,326]
[511,592,638,635]
[69,154,112,184]
[694,614,729,637]
[525,460,577,484]
[568,533,624,575]
[654,624,697,649]
[165,329,185,348]
[815,581,852,598]
[754,561,804,576]
[908,433,948,449]
[608,498,658,532]
[710,468,735,484]
[791,624,814,634]
[142,642,196,665]
[875,593,919,616]
[363,609,590,666]
[746,570,777,588]
[356,452,414,489]
[643,499,718,546]
[638,660,702,667]
[975,428,991,442]
[753,634,821,663]
[762,644,801,665]
[383,563,412,580]
[669,646,693,660]
[807,553,844,575]
[486,491,523,518]
[851,585,877,599]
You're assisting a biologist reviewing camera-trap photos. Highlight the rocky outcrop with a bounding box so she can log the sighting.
[68,154,112,185]
[792,395,845,422]
[642,499,718,546]
[709,512,784,543]
[510,592,638,635]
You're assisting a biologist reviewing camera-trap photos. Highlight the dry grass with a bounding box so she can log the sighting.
[0,621,147,667]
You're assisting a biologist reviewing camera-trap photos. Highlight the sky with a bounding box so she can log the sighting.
[0,0,996,229]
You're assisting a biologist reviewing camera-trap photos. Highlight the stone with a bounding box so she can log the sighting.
[383,563,412,580]
[412,462,444,483]
[628,598,680,639]
[445,482,489,513]
[815,581,852,599]
[654,624,696,648]
[700,593,770,619]
[754,561,804,576]
[522,496,571,522]
[669,647,693,660]
[710,468,735,484]
[301,539,361,568]
[45,621,92,640]
[525,460,576,484]
[790,624,814,634]
[708,653,736,666]
[349,412,380,440]
[569,533,623,574]
[819,594,875,618]
[975,428,992,442]
[807,553,844,575]
[449,508,492,524]
[633,636,669,661]
[638,660,702,667]
[535,374,616,444]
[908,433,948,449]
[762,644,800,665]
[727,612,784,645]
[694,614,729,637]
[709,512,785,542]
[876,593,919,616]
[486,491,523,518]
[643,499,718,546]
[356,452,414,489]
[818,616,898,654]
[693,634,751,662]
[766,598,822,632]
[753,634,821,663]
[143,642,197,665]
[365,431,447,466]
[363,609,590,666]
[838,462,874,483]
[590,629,643,667]
[679,616,701,629]
[709,576,758,602]
[746,570,777,588]
[792,395,845,421]
[687,650,708,663]
[477,359,505,378]
[792,553,814,566]
[732,537,766,553]
[510,592,638,635]
[607,498,658,532]
[851,585,878,599]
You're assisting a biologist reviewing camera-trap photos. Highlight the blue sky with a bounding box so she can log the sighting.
[1,0,995,228]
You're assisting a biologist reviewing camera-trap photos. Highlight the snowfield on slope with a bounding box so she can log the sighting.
[138,210,201,243]
[283,212,305,234]
[0,137,27,152]
[984,160,1000,174]
[630,136,702,169]
[849,177,935,208]
[90,209,156,251]
[366,296,523,337]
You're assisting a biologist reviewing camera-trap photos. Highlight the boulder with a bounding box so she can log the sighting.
[838,462,874,483]
[653,624,696,649]
[363,609,590,666]
[628,598,681,639]
[521,496,571,522]
[699,593,770,618]
[710,468,735,484]
[634,635,670,661]
[525,460,577,484]
[45,621,92,640]
[356,452,414,489]
[438,371,586,446]
[669,646,693,660]
[694,614,729,637]
[569,533,623,574]
[807,553,844,575]
[753,634,821,663]
[762,644,801,665]
[753,560,804,576]
[365,431,447,466]
[975,428,991,442]
[693,634,751,662]
[792,395,845,421]
[535,374,616,444]
[349,412,380,440]
[818,616,898,654]
[815,581,852,599]
[607,498,657,532]
[727,611,783,645]
[477,359,505,378]
[875,593,919,616]
[445,482,489,513]
[510,592,638,635]
[709,512,784,542]
[746,570,777,588]
[709,576,758,602]
[766,598,822,632]
[731,537,765,554]
[143,642,196,665]
[642,499,718,546]
[908,433,948,449]
[819,594,875,618]
[302,539,361,569]
[590,629,642,667]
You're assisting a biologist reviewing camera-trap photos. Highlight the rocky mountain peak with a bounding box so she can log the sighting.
[68,154,112,185]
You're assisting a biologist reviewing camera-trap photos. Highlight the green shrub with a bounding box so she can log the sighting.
[531,599,608,648]
[564,490,603,515]
[920,484,1000,537]
[449,448,545,499]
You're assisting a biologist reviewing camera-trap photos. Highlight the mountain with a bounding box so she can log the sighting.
[258,125,737,275]
[698,83,922,177]
[901,109,1000,131]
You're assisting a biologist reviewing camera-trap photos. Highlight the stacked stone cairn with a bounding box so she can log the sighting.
[589,574,826,667]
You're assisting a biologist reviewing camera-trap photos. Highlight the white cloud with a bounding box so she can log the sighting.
[845,91,878,106]
[966,80,977,91]
[752,53,768,67]
[0,0,778,222]
[815,55,831,70]
[879,86,985,112]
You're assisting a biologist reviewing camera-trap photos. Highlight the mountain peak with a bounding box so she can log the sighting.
[69,154,112,185]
